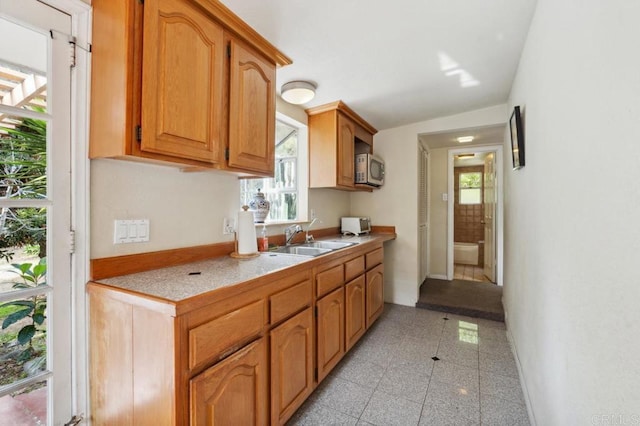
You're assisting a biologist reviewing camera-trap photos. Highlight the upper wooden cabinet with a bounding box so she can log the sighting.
[141,0,225,164]
[90,0,290,175]
[307,101,377,190]
[227,38,276,174]
[337,113,356,188]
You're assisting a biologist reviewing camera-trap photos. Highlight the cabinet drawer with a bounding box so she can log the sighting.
[344,256,365,282]
[189,299,266,370]
[270,279,312,324]
[365,248,383,269]
[316,264,344,297]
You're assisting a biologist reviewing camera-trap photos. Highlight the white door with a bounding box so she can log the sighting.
[483,152,496,282]
[418,145,429,283]
[0,1,73,424]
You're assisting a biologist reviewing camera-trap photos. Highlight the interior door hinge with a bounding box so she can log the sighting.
[136,125,142,142]
[224,148,229,160]
[64,414,83,426]
[69,40,76,68]
[69,230,76,254]
[227,44,231,58]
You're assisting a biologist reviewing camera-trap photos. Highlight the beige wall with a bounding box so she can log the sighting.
[91,99,351,258]
[351,104,507,305]
[504,0,640,422]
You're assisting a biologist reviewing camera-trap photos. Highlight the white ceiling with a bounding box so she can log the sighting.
[419,124,506,149]
[220,0,537,131]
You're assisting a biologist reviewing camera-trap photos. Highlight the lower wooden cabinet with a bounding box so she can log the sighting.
[316,287,345,383]
[345,275,366,351]
[89,241,390,425]
[270,308,314,425]
[190,337,268,425]
[366,264,384,328]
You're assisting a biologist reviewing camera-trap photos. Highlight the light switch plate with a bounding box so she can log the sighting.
[114,219,150,244]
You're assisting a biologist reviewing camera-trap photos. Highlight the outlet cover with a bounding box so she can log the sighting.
[223,217,235,235]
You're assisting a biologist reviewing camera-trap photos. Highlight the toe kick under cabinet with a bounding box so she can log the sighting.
[88,242,385,425]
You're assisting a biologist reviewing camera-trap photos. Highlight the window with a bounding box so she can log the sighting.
[240,118,303,222]
[459,172,482,204]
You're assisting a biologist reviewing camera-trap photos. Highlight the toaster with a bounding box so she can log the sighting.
[341,217,372,235]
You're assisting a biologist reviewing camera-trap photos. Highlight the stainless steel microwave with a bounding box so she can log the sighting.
[355,153,384,186]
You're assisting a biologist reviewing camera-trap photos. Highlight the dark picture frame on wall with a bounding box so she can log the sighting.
[510,106,525,170]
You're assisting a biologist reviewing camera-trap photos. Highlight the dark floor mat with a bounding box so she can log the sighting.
[416,277,504,322]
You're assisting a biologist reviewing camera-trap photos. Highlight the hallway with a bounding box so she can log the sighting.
[416,278,504,322]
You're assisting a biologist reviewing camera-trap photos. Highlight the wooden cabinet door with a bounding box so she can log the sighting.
[337,113,355,187]
[345,275,366,350]
[366,264,384,328]
[190,338,267,425]
[228,38,276,175]
[270,308,314,425]
[316,287,345,382]
[141,0,224,163]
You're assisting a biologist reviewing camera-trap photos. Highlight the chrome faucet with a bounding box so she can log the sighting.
[284,224,303,246]
[305,218,318,243]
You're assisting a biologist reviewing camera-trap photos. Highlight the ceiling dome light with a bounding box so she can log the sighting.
[281,81,316,105]
[457,136,474,143]
[456,153,475,159]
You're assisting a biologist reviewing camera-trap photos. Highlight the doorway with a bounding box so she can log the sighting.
[0,0,90,424]
[447,145,503,286]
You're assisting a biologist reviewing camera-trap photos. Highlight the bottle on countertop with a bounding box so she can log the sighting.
[259,224,269,252]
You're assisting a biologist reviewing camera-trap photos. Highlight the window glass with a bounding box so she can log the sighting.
[459,172,482,205]
[240,120,299,221]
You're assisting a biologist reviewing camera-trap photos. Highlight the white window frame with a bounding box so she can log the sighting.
[459,171,482,205]
[240,112,308,225]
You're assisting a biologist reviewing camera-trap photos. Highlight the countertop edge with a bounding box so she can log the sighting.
[89,232,395,315]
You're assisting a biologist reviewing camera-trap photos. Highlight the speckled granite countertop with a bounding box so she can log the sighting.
[97,253,309,301]
[95,234,390,303]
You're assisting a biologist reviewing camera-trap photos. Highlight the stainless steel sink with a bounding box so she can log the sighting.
[270,240,358,257]
[301,241,357,250]
[271,246,333,257]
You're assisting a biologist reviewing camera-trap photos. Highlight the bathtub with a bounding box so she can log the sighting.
[454,242,479,266]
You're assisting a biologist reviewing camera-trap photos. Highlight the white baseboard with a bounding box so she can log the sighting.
[427,274,448,280]
[504,307,536,426]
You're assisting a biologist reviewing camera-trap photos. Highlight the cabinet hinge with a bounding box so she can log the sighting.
[314,367,318,381]
[69,230,76,254]
[314,306,318,318]
[224,148,229,160]
[227,44,231,58]
[64,414,83,426]
[136,125,142,142]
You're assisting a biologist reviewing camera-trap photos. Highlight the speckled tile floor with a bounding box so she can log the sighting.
[288,304,530,426]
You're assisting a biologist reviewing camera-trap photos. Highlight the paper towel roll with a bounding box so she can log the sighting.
[237,208,258,255]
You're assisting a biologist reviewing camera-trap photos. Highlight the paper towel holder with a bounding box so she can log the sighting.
[230,206,260,259]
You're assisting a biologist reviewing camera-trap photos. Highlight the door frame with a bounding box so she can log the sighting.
[41,0,92,420]
[417,140,430,285]
[446,144,503,286]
